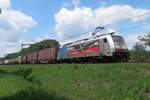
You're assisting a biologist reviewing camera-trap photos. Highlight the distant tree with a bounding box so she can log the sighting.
[4,52,20,60]
[20,39,59,55]
[138,33,150,47]
[130,43,147,62]
[130,33,150,62]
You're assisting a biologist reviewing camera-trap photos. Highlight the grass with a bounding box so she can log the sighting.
[0,64,150,100]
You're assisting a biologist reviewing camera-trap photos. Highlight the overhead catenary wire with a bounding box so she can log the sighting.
[97,0,144,25]
[97,0,139,24]
[105,11,150,27]
[60,1,150,42]
[116,22,150,33]
[97,0,150,30]
[60,11,150,42]
[59,0,150,44]
[60,23,149,43]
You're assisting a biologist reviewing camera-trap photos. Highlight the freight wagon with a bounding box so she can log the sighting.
[21,47,58,64]
[27,52,38,64]
[38,47,58,63]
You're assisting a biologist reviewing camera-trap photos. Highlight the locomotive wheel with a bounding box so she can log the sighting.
[103,57,108,63]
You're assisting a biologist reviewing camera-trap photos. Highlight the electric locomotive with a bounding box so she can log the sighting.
[59,32,129,63]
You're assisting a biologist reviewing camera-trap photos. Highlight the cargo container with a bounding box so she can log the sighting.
[10,58,18,64]
[22,56,27,64]
[27,52,38,64]
[0,61,2,64]
[4,60,9,64]
[59,46,67,59]
[17,56,22,64]
[38,47,58,63]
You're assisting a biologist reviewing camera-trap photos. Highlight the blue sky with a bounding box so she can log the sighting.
[11,0,62,40]
[0,0,150,56]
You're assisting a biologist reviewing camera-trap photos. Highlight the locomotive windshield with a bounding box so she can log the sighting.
[112,35,127,49]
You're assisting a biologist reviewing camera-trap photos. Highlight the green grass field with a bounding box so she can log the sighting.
[0,64,150,100]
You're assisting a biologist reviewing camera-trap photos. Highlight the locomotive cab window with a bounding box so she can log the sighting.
[112,35,127,49]
[103,38,107,43]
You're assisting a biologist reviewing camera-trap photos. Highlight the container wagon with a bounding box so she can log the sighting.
[21,56,27,64]
[38,47,58,63]
[27,52,38,64]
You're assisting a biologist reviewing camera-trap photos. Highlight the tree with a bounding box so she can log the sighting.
[130,33,150,62]
[20,39,59,56]
[130,43,147,62]
[138,33,150,48]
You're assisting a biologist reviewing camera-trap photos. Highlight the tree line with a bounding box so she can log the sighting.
[130,33,150,62]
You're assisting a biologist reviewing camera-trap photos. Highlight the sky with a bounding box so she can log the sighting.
[0,0,150,57]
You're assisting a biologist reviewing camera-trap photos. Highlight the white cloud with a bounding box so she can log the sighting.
[1,10,37,33]
[0,0,11,9]
[125,34,140,43]
[0,0,37,56]
[55,7,95,40]
[55,5,150,45]
[124,32,149,49]
[0,42,20,56]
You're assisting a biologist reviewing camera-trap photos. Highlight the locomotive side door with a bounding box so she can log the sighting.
[99,37,111,56]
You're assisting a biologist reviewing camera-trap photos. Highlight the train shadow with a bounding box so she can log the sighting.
[0,68,67,100]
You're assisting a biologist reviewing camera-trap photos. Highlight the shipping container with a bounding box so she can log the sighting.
[17,56,22,64]
[4,60,9,64]
[9,59,15,64]
[0,61,3,64]
[22,56,27,64]
[27,52,38,64]
[59,46,67,59]
[38,47,58,63]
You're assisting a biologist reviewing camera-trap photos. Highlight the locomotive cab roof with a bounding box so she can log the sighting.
[63,32,116,47]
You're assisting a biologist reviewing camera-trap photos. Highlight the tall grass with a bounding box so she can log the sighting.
[0,64,149,100]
